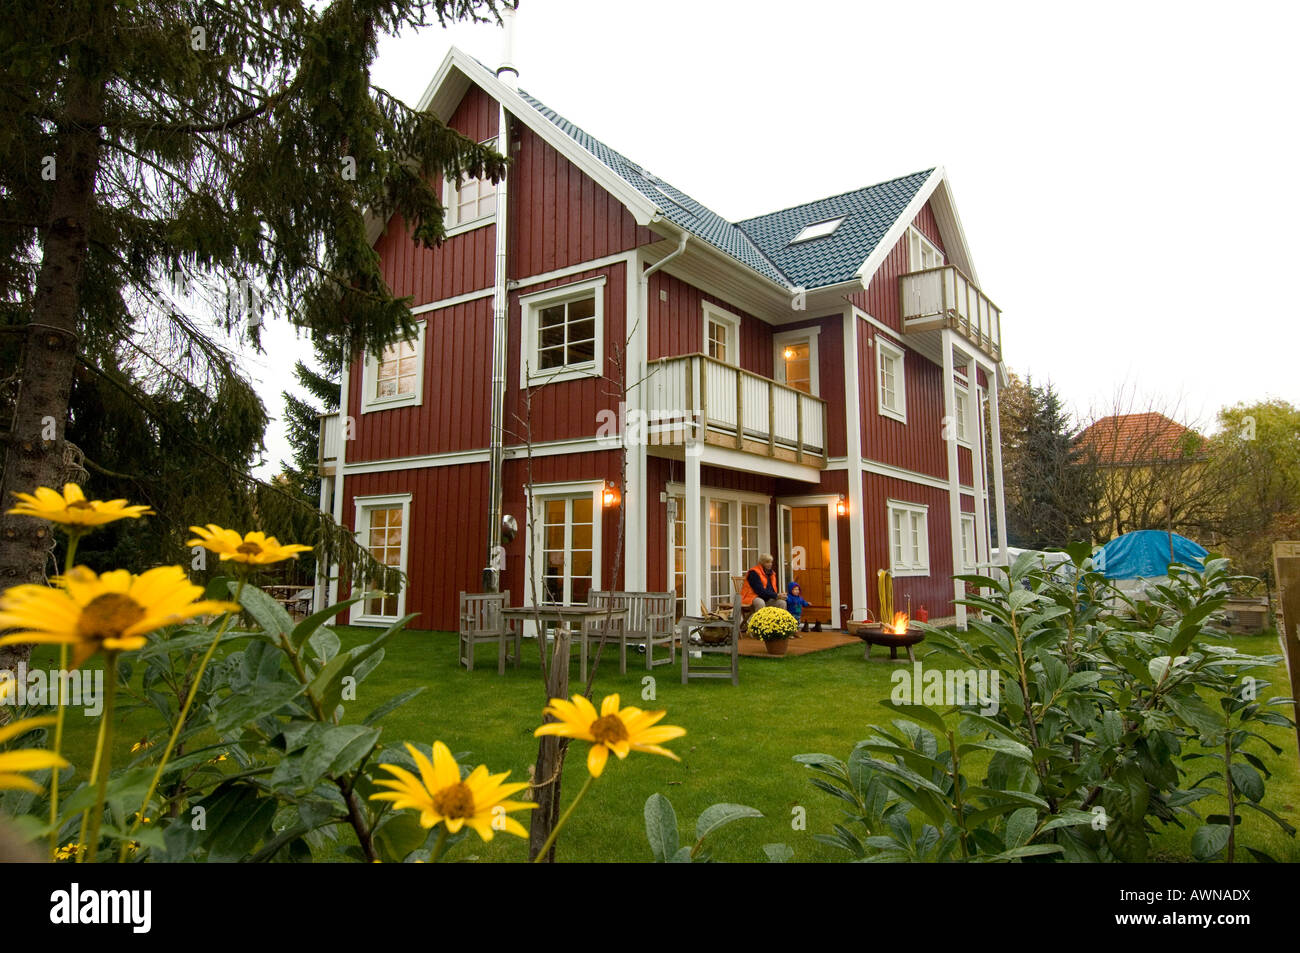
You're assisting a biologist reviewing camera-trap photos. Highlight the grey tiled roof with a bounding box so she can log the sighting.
[518,89,932,291]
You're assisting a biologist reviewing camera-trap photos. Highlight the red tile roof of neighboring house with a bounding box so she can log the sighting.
[1078,412,1206,465]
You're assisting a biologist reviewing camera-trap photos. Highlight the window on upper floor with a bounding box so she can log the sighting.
[876,336,906,423]
[888,500,930,577]
[361,323,425,414]
[521,276,605,387]
[703,302,739,366]
[908,226,944,272]
[954,382,971,445]
[443,137,498,231]
[790,217,844,244]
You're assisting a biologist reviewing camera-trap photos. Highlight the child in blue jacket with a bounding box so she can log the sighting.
[786,581,813,633]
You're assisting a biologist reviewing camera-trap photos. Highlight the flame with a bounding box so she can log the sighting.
[883,611,909,635]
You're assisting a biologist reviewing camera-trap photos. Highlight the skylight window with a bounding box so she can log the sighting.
[790,217,844,244]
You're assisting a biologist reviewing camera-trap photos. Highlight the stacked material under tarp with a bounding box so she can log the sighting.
[1094,530,1208,599]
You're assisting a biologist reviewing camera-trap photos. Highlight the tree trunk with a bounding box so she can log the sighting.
[528,626,571,862]
[0,55,107,673]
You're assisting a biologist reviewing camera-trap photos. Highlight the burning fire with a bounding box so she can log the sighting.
[882,611,909,635]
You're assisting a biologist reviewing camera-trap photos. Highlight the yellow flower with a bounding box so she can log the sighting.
[0,715,68,792]
[53,843,84,861]
[130,737,154,754]
[0,566,240,668]
[7,483,152,527]
[534,693,685,778]
[186,525,313,565]
[370,741,536,841]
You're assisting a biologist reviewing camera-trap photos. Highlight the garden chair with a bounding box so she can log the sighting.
[680,598,741,686]
[640,592,677,671]
[458,590,520,674]
[730,574,755,633]
[581,591,628,681]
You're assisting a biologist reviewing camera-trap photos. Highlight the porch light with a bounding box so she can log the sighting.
[783,347,796,360]
[603,481,621,508]
[836,495,847,517]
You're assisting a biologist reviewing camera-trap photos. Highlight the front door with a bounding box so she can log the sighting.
[780,504,831,624]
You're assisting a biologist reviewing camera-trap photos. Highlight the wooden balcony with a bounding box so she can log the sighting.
[318,412,341,477]
[645,353,827,468]
[900,265,1002,361]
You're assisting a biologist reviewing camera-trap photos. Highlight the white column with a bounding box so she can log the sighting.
[843,309,868,620]
[970,359,989,573]
[684,443,702,617]
[988,365,1009,566]
[624,254,647,591]
[941,329,966,628]
[330,364,351,611]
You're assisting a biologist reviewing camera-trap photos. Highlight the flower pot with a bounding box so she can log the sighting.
[764,637,789,656]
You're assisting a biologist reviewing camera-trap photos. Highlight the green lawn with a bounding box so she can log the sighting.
[30,626,1300,863]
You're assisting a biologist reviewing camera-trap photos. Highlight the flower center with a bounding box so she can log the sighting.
[590,714,629,746]
[431,782,475,820]
[236,541,263,555]
[66,500,95,510]
[76,593,147,642]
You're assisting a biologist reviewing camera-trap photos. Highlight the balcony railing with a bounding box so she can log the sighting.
[645,353,827,468]
[318,412,341,477]
[900,264,1002,360]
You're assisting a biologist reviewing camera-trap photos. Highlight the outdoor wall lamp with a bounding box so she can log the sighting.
[603,481,621,508]
[836,495,847,517]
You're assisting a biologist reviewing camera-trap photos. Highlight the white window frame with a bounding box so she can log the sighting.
[773,326,821,397]
[702,301,741,367]
[954,382,971,447]
[959,513,977,571]
[876,336,907,423]
[360,322,426,414]
[907,226,945,272]
[887,499,930,577]
[352,492,413,625]
[442,137,498,237]
[790,217,845,244]
[520,276,606,388]
[665,482,771,611]
[524,480,603,608]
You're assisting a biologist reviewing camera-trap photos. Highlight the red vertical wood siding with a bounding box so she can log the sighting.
[505,263,627,445]
[861,471,957,618]
[509,125,654,279]
[647,271,774,379]
[341,463,490,631]
[345,297,494,462]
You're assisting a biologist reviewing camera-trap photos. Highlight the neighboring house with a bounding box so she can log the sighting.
[317,47,1011,631]
[1077,412,1210,540]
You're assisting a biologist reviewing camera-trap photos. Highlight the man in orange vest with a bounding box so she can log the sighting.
[741,554,786,611]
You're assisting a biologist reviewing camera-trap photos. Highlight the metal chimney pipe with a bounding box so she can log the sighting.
[496,6,518,88]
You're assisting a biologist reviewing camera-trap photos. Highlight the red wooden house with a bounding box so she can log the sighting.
[317,47,1011,632]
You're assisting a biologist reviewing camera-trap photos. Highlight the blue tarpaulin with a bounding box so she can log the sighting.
[1094,530,1207,579]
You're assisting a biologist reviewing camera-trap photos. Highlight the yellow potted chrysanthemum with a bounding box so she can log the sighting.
[747,606,798,655]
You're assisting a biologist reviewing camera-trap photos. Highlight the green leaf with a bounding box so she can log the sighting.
[235,583,294,644]
[961,738,1033,762]
[695,803,763,844]
[990,844,1064,861]
[201,785,277,863]
[374,812,430,864]
[763,843,794,863]
[289,596,366,652]
[307,627,341,666]
[301,724,381,785]
[1004,807,1038,849]
[1190,823,1231,861]
[214,681,306,733]
[1228,762,1265,803]
[644,794,678,863]
[363,687,427,727]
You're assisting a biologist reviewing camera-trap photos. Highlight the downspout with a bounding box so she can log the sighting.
[484,14,517,591]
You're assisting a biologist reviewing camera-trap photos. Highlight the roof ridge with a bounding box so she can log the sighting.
[735,169,935,226]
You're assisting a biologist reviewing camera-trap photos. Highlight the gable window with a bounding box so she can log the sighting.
[528,482,602,607]
[887,500,929,576]
[907,227,944,272]
[361,323,425,413]
[443,138,498,232]
[876,336,906,423]
[521,276,605,387]
[703,302,740,366]
[954,382,971,445]
[353,493,412,623]
[774,327,821,396]
[960,513,977,571]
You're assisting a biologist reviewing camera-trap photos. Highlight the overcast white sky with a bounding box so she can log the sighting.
[253,0,1300,477]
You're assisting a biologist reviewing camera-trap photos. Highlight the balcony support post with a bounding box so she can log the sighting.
[988,364,1009,567]
[684,436,703,616]
[941,329,967,629]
